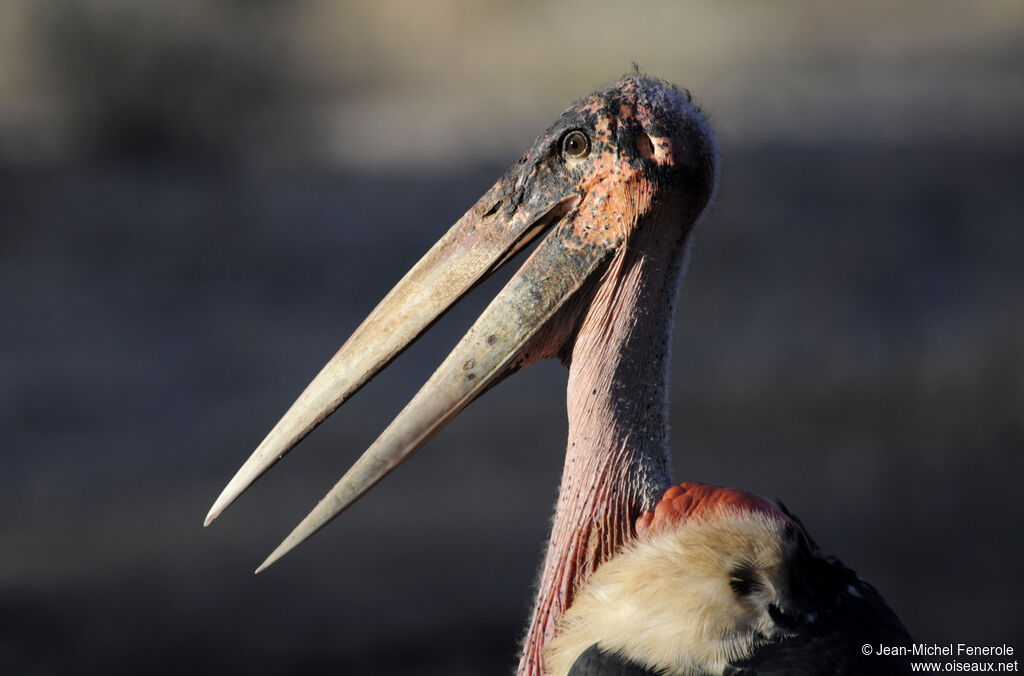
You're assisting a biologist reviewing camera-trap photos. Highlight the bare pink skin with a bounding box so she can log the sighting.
[510,77,716,676]
[515,205,691,675]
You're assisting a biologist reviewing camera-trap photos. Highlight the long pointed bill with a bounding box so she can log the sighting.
[209,74,719,583]
[255,215,617,572]
[205,180,575,526]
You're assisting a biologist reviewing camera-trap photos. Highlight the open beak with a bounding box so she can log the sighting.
[206,157,624,572]
[206,74,717,574]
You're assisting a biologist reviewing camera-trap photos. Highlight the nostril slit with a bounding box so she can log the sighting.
[636,132,655,160]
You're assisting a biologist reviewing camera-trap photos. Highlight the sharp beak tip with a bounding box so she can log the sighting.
[255,535,299,575]
[213,171,597,569]
[204,486,238,527]
[205,463,265,527]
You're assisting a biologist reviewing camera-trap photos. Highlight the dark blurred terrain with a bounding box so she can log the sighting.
[1,2,1022,674]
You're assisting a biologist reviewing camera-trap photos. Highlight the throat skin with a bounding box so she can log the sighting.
[516,211,693,676]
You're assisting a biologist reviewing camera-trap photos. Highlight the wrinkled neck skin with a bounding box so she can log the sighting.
[517,206,695,676]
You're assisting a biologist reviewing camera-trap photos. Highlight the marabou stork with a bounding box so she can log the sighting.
[205,75,908,675]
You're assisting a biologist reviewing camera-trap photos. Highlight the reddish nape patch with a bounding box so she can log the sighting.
[635,482,786,537]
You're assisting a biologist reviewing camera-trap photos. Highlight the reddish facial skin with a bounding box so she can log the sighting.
[513,76,717,676]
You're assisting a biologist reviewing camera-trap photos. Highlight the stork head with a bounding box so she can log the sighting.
[205,74,718,571]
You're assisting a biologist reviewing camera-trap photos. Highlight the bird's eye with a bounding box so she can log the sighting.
[561,130,591,160]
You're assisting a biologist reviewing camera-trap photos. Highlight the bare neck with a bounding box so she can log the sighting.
[517,219,689,675]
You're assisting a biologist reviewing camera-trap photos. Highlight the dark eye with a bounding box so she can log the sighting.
[561,130,590,159]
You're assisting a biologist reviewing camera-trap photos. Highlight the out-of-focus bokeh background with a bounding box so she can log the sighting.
[2,1,1022,673]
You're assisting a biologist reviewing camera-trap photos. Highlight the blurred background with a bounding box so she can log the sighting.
[2,1,1022,673]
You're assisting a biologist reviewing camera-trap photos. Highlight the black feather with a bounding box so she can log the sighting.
[568,643,667,676]
[726,552,911,675]
[729,560,764,597]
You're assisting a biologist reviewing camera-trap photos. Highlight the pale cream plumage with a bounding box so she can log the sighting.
[545,508,799,676]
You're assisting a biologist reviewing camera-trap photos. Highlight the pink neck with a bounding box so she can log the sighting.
[516,221,687,675]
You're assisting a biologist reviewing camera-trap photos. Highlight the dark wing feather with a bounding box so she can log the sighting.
[726,554,912,675]
[568,643,672,676]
